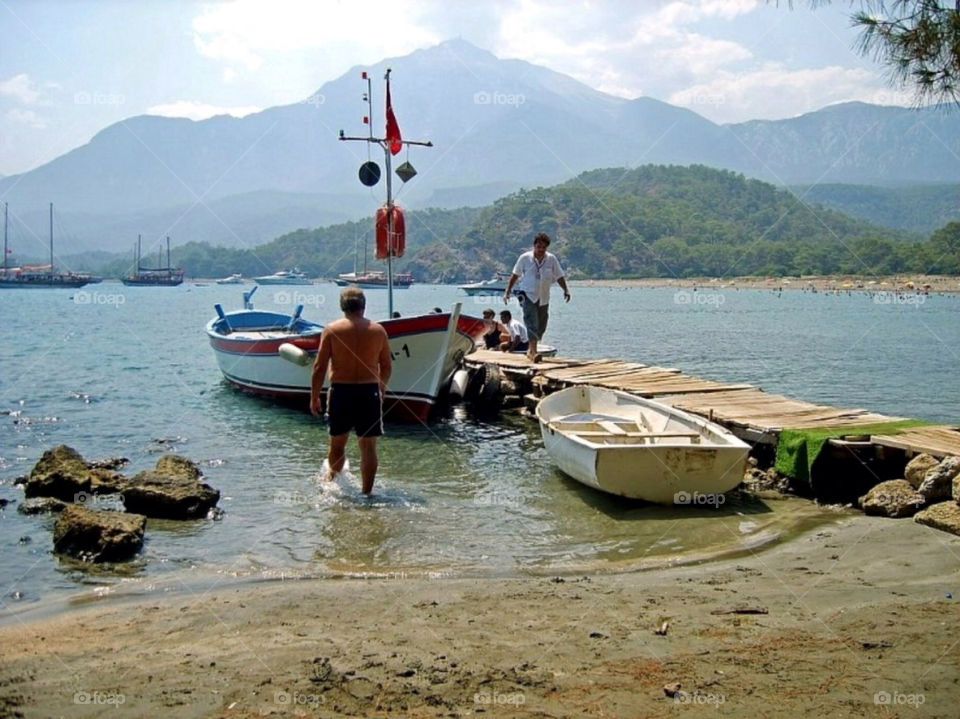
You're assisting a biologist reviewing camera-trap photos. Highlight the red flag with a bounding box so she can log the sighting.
[385,79,402,155]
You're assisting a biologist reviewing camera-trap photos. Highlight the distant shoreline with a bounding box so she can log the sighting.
[573,274,960,293]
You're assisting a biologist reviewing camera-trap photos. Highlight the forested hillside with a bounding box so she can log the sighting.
[94,165,959,280]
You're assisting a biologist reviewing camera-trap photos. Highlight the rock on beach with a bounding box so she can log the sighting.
[122,455,220,519]
[917,456,960,502]
[52,504,146,562]
[859,480,925,518]
[22,445,126,501]
[904,453,939,489]
[915,501,960,537]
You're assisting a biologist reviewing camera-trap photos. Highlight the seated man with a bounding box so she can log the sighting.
[498,309,529,353]
[481,308,504,349]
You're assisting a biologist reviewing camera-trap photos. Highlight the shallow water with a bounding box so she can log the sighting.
[1,282,957,612]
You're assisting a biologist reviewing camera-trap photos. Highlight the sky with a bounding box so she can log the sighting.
[0,0,915,177]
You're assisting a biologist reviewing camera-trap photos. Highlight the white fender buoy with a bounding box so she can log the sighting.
[449,368,470,401]
[278,343,312,366]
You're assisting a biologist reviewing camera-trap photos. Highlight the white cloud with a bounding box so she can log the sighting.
[668,64,886,122]
[6,108,46,128]
[0,74,41,104]
[146,101,263,121]
[192,0,438,71]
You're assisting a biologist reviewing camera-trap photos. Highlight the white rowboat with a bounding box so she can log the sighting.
[536,386,750,504]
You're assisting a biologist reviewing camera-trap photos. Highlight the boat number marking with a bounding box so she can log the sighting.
[391,344,411,361]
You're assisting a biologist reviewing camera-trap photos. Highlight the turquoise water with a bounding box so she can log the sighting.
[1,282,958,611]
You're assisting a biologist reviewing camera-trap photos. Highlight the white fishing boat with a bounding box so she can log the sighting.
[536,386,750,504]
[206,287,486,422]
[215,273,244,285]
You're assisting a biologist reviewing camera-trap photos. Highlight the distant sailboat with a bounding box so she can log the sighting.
[0,203,95,289]
[122,235,185,286]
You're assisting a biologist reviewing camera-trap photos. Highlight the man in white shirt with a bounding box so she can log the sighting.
[498,309,528,352]
[503,232,571,361]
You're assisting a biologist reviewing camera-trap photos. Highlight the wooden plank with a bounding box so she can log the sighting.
[872,426,960,456]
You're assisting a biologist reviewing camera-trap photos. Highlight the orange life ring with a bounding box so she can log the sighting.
[375,205,405,258]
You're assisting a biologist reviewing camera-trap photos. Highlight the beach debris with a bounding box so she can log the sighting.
[655,620,670,636]
[710,606,768,615]
[904,453,939,488]
[52,504,146,562]
[917,456,960,502]
[588,631,608,639]
[122,455,220,520]
[663,682,682,698]
[22,445,126,501]
[915,501,960,537]
[860,640,894,649]
[17,497,67,515]
[859,480,925,518]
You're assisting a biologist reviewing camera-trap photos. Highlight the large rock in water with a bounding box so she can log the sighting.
[859,480,926,518]
[122,455,219,519]
[917,456,960,502]
[53,504,146,562]
[904,453,939,489]
[23,445,126,501]
[915,501,960,537]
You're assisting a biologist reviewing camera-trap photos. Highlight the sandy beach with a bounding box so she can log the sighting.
[575,274,960,294]
[1,511,958,718]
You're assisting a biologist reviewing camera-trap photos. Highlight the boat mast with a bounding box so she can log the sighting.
[339,68,431,317]
[48,202,53,276]
[2,203,7,273]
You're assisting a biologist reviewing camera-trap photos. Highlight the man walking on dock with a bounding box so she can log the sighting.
[310,287,392,494]
[504,232,571,362]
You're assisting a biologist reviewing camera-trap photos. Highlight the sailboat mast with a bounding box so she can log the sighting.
[166,236,171,273]
[49,202,53,275]
[3,203,7,273]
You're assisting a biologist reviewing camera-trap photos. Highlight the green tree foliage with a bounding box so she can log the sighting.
[783,1,960,106]
[99,165,954,280]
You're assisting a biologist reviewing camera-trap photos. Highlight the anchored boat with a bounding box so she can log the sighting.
[206,287,485,422]
[536,386,750,504]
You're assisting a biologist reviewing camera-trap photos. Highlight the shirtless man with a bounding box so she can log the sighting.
[310,287,392,494]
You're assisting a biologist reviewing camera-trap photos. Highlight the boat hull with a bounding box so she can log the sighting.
[207,308,485,422]
[536,386,749,504]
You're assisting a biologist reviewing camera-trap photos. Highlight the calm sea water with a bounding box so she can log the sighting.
[1,281,958,613]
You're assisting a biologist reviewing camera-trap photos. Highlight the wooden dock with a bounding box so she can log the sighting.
[464,350,960,459]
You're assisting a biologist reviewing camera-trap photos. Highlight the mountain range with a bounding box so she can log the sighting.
[1,38,959,256]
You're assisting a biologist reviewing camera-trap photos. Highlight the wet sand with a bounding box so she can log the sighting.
[577,274,960,293]
[1,514,958,717]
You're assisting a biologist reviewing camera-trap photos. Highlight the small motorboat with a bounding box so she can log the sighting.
[536,386,749,504]
[254,269,310,285]
[216,273,244,285]
[459,272,516,296]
